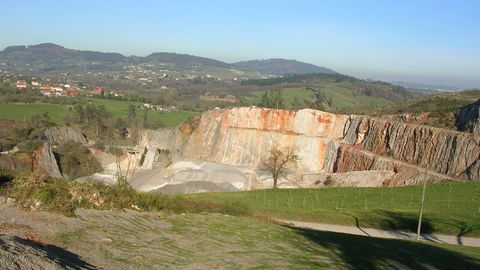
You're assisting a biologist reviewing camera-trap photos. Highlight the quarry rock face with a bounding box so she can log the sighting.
[343,116,480,180]
[178,107,348,171]
[136,107,480,192]
[455,99,480,135]
[44,127,87,145]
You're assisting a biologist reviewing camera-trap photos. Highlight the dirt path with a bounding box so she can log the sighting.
[277,219,480,247]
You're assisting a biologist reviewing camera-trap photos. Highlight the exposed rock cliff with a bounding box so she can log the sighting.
[176,107,348,171]
[136,106,480,191]
[343,116,480,179]
[44,127,87,145]
[455,99,480,134]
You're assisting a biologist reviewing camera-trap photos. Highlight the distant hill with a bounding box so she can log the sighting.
[142,52,231,68]
[233,58,337,76]
[0,43,336,77]
[392,81,462,92]
[0,43,126,63]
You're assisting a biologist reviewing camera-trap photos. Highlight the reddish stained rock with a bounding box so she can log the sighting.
[139,107,480,185]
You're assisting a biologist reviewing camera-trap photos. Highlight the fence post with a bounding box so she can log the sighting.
[416,181,427,240]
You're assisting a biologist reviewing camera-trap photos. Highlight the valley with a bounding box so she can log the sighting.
[1,42,480,269]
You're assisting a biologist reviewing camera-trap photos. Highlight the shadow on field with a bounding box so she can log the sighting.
[290,227,480,270]
[14,236,96,270]
[366,210,478,243]
[370,210,434,234]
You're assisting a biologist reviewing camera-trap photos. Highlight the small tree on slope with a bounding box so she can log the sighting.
[263,144,298,189]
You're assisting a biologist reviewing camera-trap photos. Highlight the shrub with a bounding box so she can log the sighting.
[324,176,334,186]
[3,170,252,218]
[0,170,14,186]
[92,141,105,150]
[17,140,43,154]
[219,201,251,216]
[55,141,102,180]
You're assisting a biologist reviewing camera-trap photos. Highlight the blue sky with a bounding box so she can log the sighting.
[1,0,479,88]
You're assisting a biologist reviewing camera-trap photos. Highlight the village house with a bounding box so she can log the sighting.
[64,88,79,97]
[50,84,64,92]
[16,80,27,89]
[92,86,104,95]
[40,89,52,97]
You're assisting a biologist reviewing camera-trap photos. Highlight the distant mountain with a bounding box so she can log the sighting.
[233,58,337,76]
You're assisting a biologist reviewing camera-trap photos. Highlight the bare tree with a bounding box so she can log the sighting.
[263,144,299,189]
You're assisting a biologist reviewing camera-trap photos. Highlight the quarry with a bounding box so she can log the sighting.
[33,106,480,194]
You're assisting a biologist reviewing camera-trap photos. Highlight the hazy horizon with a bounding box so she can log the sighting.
[1,0,479,88]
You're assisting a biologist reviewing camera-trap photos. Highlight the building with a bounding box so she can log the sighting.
[40,89,52,97]
[92,86,104,95]
[16,80,27,89]
[64,88,79,97]
[50,84,64,92]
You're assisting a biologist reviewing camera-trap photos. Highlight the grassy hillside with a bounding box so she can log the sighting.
[3,175,479,269]
[369,90,480,115]
[240,73,415,110]
[245,85,391,110]
[187,181,480,236]
[0,100,197,127]
[50,211,480,269]
[364,90,480,129]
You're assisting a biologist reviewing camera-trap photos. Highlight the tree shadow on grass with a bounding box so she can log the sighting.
[13,236,96,270]
[290,227,480,270]
[365,210,478,243]
[369,210,435,234]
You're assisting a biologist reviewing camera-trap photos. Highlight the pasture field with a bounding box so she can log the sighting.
[245,84,390,110]
[188,181,480,236]
[0,103,70,123]
[0,99,198,127]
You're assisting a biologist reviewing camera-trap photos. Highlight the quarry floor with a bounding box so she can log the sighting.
[1,199,480,269]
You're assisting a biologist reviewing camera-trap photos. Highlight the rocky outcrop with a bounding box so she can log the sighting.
[135,106,480,191]
[343,116,480,179]
[36,143,64,179]
[44,127,87,145]
[173,107,348,171]
[331,144,450,185]
[455,99,480,134]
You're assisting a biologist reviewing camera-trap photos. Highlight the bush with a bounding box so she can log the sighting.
[219,201,251,216]
[92,141,105,150]
[17,140,43,154]
[55,141,102,180]
[324,176,334,186]
[3,170,252,218]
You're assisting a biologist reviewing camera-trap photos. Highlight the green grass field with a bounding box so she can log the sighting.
[320,83,390,109]
[0,99,198,127]
[246,87,314,107]
[82,98,199,127]
[245,84,390,110]
[0,103,71,123]
[187,181,480,236]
